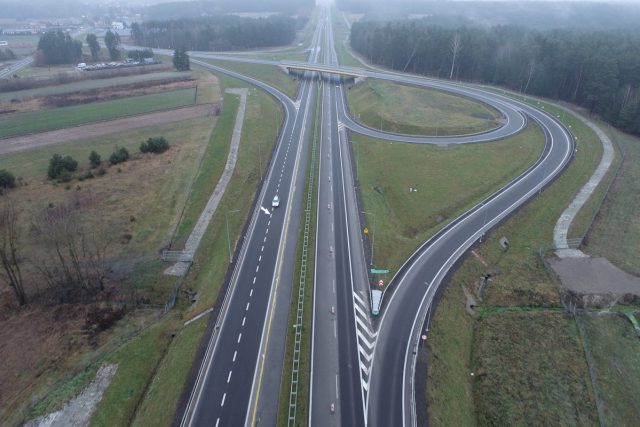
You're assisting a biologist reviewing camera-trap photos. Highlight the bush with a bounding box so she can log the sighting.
[109,147,129,165]
[0,170,16,189]
[140,137,170,154]
[48,154,78,180]
[96,167,107,176]
[89,150,101,168]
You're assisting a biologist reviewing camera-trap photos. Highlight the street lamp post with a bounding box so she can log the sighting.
[226,209,241,263]
[362,211,376,265]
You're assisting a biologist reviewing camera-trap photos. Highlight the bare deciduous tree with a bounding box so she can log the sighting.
[0,202,26,306]
[449,33,462,80]
[32,195,111,302]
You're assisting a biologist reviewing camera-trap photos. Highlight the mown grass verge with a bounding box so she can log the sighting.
[347,79,501,136]
[276,85,320,426]
[0,87,197,138]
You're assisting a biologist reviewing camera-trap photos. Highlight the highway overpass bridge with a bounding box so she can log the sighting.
[280,61,367,79]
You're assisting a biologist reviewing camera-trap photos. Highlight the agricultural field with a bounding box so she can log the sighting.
[0,71,189,103]
[0,88,197,138]
[0,35,39,58]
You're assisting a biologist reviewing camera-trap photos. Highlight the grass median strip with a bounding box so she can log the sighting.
[277,84,320,427]
[0,87,197,138]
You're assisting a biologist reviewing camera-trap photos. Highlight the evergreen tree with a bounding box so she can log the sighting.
[173,48,190,71]
[86,33,101,62]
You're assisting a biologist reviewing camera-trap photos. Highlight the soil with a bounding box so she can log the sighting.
[0,103,217,155]
[0,300,91,421]
[549,256,640,296]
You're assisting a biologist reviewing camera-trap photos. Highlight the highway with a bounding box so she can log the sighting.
[168,6,575,426]
[179,19,323,427]
[308,9,371,427]
[0,56,34,79]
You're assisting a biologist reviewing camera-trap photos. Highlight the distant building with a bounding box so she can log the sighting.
[111,22,125,30]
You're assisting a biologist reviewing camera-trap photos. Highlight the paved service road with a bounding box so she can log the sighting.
[0,56,34,79]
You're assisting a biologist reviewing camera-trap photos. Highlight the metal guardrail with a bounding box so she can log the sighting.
[287,83,319,426]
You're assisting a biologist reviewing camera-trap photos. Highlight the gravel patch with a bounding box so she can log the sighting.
[25,364,118,427]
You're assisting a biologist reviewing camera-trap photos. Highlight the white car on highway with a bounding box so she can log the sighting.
[272,195,280,208]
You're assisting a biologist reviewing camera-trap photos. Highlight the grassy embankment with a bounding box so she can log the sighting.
[92,71,284,427]
[276,84,320,426]
[348,79,502,136]
[0,87,197,138]
[582,127,640,275]
[203,59,299,99]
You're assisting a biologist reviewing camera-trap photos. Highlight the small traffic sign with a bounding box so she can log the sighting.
[378,280,384,287]
[363,227,369,234]
[370,269,389,274]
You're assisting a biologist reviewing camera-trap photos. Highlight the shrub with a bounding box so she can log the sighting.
[109,147,129,165]
[96,167,107,176]
[140,137,170,154]
[48,154,78,180]
[89,150,101,168]
[0,170,16,189]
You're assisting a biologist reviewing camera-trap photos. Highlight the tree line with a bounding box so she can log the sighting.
[131,14,299,51]
[350,21,640,135]
[146,0,314,20]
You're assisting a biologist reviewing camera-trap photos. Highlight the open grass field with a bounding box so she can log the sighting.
[354,123,544,281]
[583,128,640,275]
[473,312,598,425]
[203,59,299,99]
[348,79,502,136]
[581,314,640,425]
[0,88,196,138]
[98,70,284,426]
[0,35,39,58]
[0,71,189,102]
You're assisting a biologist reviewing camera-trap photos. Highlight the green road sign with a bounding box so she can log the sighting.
[370,269,389,274]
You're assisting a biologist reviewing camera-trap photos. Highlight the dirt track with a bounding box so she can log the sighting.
[0,104,217,155]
